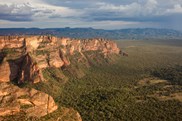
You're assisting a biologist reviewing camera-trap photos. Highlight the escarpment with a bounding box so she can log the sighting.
[0,36,120,119]
[0,36,120,84]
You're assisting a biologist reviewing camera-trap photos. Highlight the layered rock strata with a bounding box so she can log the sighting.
[0,36,120,84]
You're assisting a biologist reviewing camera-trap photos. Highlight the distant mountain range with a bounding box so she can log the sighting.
[0,28,182,40]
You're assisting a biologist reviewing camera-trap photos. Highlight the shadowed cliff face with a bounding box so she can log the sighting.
[0,36,120,84]
[7,54,41,84]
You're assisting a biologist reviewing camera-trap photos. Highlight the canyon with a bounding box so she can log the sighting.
[0,36,121,119]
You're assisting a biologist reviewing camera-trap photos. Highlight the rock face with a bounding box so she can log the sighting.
[0,36,120,84]
[0,82,57,117]
[0,61,10,82]
[0,36,120,120]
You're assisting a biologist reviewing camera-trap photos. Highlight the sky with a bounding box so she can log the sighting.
[0,0,182,30]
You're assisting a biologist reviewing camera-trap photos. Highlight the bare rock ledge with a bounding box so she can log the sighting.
[0,82,57,117]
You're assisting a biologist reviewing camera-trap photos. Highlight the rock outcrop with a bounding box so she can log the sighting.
[0,82,57,117]
[0,36,120,84]
[0,62,10,83]
[0,36,120,120]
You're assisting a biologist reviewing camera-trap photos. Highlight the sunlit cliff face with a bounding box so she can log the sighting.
[0,36,120,84]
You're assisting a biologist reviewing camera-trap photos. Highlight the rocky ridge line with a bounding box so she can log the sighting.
[0,36,120,84]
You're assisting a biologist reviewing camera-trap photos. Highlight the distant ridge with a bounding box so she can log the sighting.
[0,28,182,40]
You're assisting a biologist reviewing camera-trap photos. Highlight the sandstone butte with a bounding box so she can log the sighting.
[0,36,121,119]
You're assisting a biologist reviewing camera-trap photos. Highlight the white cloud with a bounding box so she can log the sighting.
[144,0,158,14]
[96,0,160,17]
[1,0,182,22]
[0,0,182,30]
[0,3,35,21]
[166,4,182,13]
[95,0,182,17]
[0,0,83,21]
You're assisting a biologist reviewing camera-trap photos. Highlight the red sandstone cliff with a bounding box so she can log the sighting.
[0,36,120,84]
[0,36,120,119]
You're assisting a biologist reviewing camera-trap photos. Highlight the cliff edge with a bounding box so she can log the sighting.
[0,36,120,84]
[0,36,120,120]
